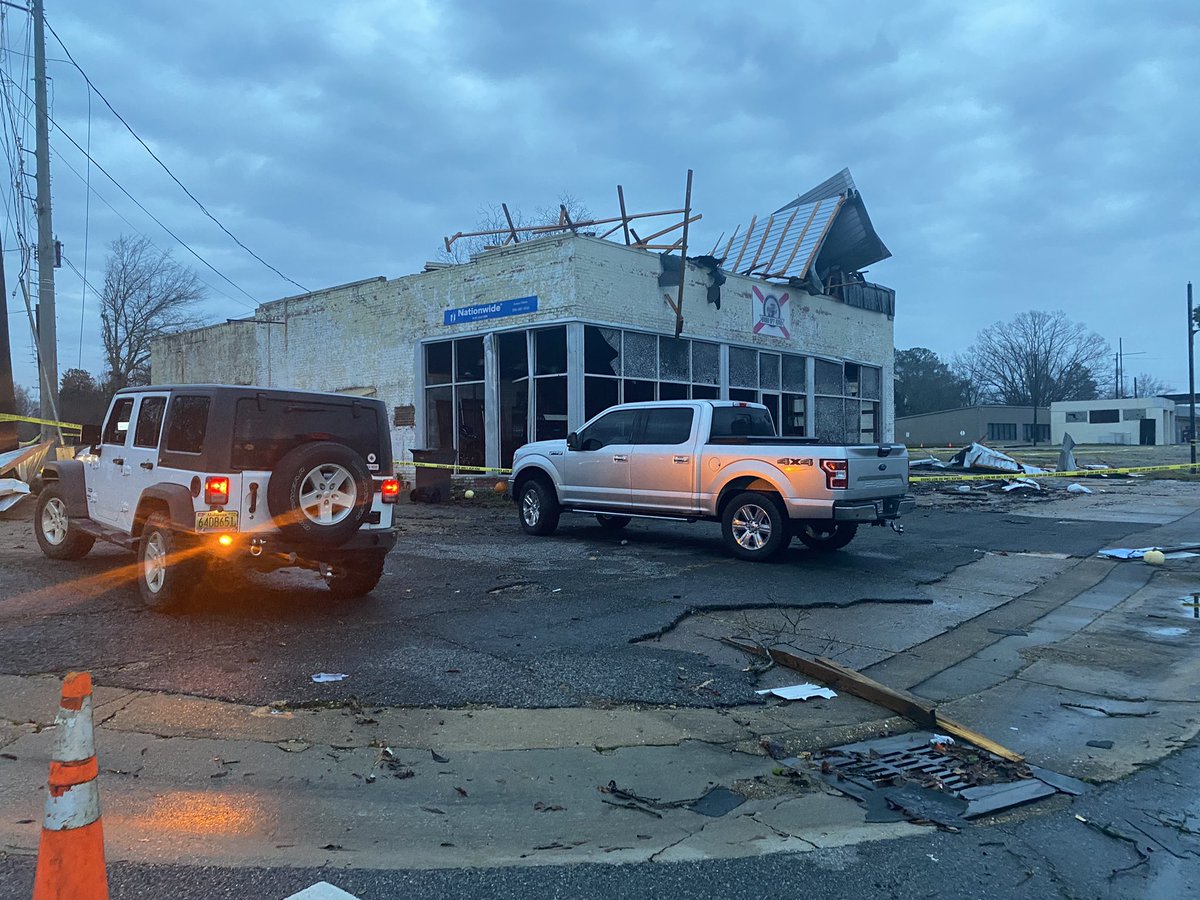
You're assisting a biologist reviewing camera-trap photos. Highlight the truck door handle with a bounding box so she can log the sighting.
[140,461,154,470]
[112,457,125,466]
[673,456,690,463]
[612,455,628,462]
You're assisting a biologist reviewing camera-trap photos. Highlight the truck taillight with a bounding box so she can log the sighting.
[204,476,230,506]
[820,459,848,490]
[380,478,400,503]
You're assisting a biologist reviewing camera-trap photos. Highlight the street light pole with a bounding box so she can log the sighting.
[1189,281,1196,468]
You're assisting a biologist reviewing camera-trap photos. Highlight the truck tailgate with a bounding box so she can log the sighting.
[843,446,908,498]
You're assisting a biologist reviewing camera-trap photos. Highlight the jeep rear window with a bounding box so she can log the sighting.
[709,407,776,439]
[164,396,211,453]
[231,398,383,471]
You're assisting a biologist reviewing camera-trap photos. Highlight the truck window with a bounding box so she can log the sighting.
[132,397,167,449]
[577,409,637,451]
[164,396,211,454]
[710,407,776,438]
[637,408,694,445]
[102,398,135,445]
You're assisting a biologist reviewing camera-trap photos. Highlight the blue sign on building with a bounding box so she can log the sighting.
[443,295,538,326]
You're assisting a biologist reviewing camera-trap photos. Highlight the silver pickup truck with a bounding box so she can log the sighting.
[509,400,914,561]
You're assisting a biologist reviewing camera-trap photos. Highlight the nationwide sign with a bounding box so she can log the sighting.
[443,295,539,326]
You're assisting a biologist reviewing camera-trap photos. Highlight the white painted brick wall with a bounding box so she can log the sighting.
[151,234,896,463]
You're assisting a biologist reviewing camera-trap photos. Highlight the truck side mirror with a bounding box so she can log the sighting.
[80,423,101,447]
[566,431,580,451]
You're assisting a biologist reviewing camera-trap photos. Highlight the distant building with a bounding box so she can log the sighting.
[896,405,1050,447]
[1161,393,1199,443]
[1050,397,1175,446]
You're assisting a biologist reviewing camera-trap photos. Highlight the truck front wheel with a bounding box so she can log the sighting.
[137,513,203,608]
[721,491,787,561]
[796,522,859,551]
[518,479,560,536]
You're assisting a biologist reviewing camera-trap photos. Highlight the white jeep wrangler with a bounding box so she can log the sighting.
[34,384,400,606]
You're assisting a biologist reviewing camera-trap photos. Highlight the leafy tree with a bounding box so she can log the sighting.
[59,368,111,426]
[894,347,970,417]
[100,235,205,390]
[12,383,36,417]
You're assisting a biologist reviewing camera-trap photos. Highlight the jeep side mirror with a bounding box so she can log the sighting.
[566,431,580,451]
[80,423,101,446]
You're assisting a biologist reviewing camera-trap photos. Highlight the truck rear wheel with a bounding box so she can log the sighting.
[595,514,631,532]
[323,550,388,599]
[721,491,787,561]
[34,484,95,560]
[137,513,203,608]
[518,479,560,536]
[796,522,859,551]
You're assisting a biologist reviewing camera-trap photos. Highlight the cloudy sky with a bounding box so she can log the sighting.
[2,0,1196,397]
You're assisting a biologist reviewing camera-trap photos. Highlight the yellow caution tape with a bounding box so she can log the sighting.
[0,413,82,432]
[911,463,1198,483]
[398,461,514,475]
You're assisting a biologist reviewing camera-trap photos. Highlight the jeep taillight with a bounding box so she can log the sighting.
[205,476,230,506]
[380,478,400,504]
[820,459,848,490]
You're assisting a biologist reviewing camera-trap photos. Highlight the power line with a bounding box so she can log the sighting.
[44,15,310,295]
[3,71,261,306]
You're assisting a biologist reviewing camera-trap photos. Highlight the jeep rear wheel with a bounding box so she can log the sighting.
[34,484,95,560]
[137,513,203,608]
[268,441,373,547]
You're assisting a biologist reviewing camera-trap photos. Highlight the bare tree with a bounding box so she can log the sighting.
[438,192,593,264]
[100,236,205,390]
[1131,372,1174,398]
[960,311,1110,406]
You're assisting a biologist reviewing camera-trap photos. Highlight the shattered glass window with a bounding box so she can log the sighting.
[691,342,719,385]
[623,332,657,379]
[584,326,621,376]
[729,347,758,388]
[860,402,880,442]
[659,337,690,383]
[534,327,567,375]
[844,363,861,397]
[845,400,862,443]
[782,355,806,393]
[860,366,881,401]
[814,396,845,442]
[814,359,844,396]
[782,393,806,436]
[759,353,780,391]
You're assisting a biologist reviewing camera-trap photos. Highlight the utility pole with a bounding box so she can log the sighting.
[0,229,18,452]
[33,0,59,439]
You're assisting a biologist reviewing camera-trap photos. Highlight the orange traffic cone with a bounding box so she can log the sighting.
[33,672,109,900]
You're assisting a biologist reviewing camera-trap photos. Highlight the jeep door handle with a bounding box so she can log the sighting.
[673,456,690,464]
[112,457,125,466]
[140,461,154,470]
[612,455,628,462]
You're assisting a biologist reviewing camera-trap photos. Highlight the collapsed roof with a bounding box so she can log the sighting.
[714,168,892,282]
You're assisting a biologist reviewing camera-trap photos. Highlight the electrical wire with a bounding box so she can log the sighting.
[3,72,260,306]
[44,15,310,295]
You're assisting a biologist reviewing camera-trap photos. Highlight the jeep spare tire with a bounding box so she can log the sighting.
[268,441,373,546]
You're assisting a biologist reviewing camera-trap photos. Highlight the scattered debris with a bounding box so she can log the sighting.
[929,734,955,746]
[1061,702,1157,719]
[533,801,565,812]
[1098,545,1200,561]
[1067,483,1093,494]
[1086,740,1115,750]
[311,673,349,683]
[950,443,1047,475]
[723,638,1024,762]
[0,477,31,514]
[431,749,450,764]
[687,787,745,818]
[754,682,837,701]
[1058,433,1078,473]
[987,627,1029,637]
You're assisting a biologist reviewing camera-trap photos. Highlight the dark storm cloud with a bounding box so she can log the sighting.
[5,0,1195,391]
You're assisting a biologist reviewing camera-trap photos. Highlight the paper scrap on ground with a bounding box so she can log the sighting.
[1067,483,1092,494]
[285,882,361,900]
[756,683,837,701]
[311,672,349,683]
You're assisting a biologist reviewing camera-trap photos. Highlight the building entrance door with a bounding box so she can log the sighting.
[1140,418,1156,445]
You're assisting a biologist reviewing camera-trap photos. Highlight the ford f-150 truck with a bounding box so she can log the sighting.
[509,400,914,561]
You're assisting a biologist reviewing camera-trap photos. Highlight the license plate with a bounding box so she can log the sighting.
[196,510,238,532]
